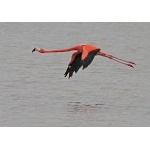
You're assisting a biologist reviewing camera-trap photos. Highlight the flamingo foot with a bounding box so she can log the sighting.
[128,61,136,65]
[127,64,134,68]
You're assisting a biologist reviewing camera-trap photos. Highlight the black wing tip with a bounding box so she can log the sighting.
[64,66,73,79]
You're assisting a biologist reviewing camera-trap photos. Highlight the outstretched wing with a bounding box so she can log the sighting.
[64,52,82,78]
[81,48,100,69]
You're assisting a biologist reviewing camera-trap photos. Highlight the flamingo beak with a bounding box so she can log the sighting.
[32,48,36,53]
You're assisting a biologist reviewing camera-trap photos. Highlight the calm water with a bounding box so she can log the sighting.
[0,22,150,126]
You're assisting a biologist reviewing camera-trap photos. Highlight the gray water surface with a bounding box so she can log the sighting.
[0,22,150,126]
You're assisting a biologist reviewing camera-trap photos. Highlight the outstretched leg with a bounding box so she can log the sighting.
[97,51,136,68]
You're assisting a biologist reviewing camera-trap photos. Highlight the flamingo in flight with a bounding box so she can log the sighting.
[32,44,136,78]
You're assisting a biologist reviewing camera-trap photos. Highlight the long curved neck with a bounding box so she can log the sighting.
[39,45,83,53]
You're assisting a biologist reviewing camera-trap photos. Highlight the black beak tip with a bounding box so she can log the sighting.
[32,48,36,53]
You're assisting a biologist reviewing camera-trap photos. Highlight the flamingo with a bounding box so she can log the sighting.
[32,44,136,78]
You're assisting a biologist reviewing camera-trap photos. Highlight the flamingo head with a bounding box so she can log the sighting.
[32,48,40,53]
